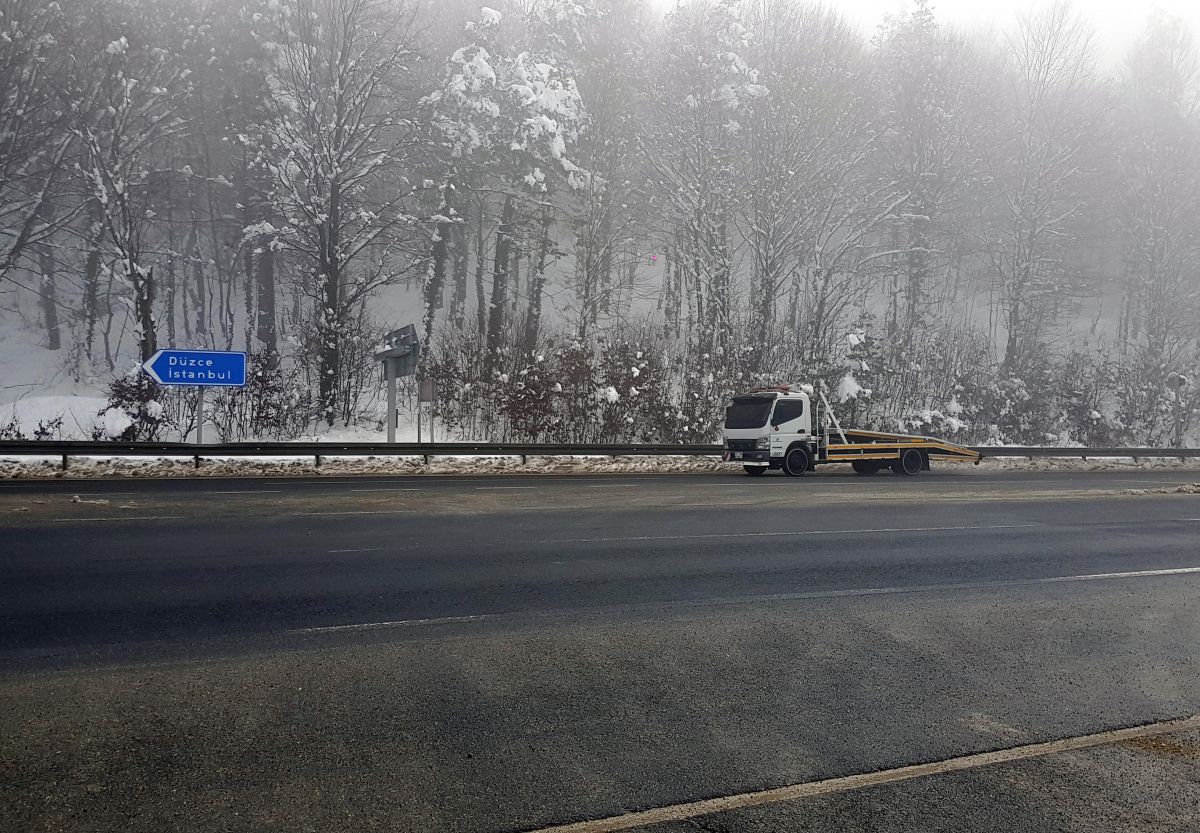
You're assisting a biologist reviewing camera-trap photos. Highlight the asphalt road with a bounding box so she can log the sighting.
[2,467,1199,832]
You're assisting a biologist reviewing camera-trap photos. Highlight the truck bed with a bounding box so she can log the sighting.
[822,429,982,464]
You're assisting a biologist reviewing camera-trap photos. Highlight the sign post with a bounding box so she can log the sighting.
[1167,372,1190,448]
[385,358,397,443]
[375,326,420,443]
[419,379,435,444]
[141,349,248,444]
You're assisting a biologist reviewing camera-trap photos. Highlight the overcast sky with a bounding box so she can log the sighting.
[649,1,1200,65]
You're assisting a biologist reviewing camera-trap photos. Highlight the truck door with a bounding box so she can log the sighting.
[769,398,808,459]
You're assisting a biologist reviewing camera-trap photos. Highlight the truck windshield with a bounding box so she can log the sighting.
[724,397,774,429]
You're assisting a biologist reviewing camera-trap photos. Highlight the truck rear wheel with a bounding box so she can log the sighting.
[783,446,811,477]
[892,448,923,476]
[743,465,767,476]
[851,461,881,475]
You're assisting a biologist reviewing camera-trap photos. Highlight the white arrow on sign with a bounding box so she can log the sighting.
[141,349,167,384]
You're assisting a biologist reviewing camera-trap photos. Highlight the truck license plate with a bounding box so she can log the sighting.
[733,452,743,459]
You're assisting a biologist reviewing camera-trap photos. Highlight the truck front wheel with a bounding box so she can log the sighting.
[783,446,811,477]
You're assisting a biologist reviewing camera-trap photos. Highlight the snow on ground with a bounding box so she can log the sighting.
[2,394,111,438]
[1,453,1199,480]
[0,454,729,479]
[984,456,1200,472]
[0,316,113,439]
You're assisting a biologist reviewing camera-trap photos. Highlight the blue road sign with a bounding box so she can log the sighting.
[142,349,247,387]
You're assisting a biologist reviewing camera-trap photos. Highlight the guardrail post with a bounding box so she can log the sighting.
[193,455,201,470]
[61,454,69,471]
[315,454,322,468]
[520,454,526,465]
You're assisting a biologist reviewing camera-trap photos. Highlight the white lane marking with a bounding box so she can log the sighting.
[208,489,283,494]
[64,489,282,496]
[518,715,1200,833]
[350,487,420,492]
[326,545,423,554]
[288,564,1200,638]
[57,492,143,497]
[292,614,489,634]
[297,510,416,516]
[48,515,186,523]
[549,523,1036,544]
[476,486,538,490]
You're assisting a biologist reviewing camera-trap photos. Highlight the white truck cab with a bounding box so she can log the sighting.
[722,387,816,476]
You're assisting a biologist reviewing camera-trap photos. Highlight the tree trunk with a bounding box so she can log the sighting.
[82,199,103,361]
[1003,301,1022,373]
[523,208,553,356]
[317,182,343,428]
[36,244,60,351]
[485,195,514,373]
[424,205,452,349]
[134,262,157,363]
[475,197,487,342]
[188,225,207,342]
[599,212,612,316]
[164,204,178,347]
[34,200,60,351]
[255,240,277,365]
[903,198,930,346]
[450,202,469,330]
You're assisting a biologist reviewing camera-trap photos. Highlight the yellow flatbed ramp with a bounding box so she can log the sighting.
[825,429,982,464]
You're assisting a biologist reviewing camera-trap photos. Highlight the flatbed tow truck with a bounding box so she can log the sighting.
[722,385,982,476]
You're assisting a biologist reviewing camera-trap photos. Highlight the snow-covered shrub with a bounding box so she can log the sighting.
[498,352,559,440]
[97,373,175,441]
[895,406,968,440]
[1114,349,1199,446]
[1055,349,1125,446]
[208,352,316,441]
[984,358,1063,445]
[0,417,24,440]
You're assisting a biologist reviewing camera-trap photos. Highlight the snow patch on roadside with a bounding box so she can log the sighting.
[2,451,1199,480]
[1119,484,1200,496]
[980,457,1200,472]
[0,454,729,480]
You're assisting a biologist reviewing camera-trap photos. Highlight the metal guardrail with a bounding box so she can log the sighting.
[0,440,1196,470]
[979,446,1200,458]
[0,440,726,469]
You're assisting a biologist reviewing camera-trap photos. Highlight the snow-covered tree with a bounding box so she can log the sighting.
[72,23,191,363]
[985,2,1102,375]
[1114,13,1200,442]
[258,0,425,426]
[642,0,763,371]
[429,1,588,370]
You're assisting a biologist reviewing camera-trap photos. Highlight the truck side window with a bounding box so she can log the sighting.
[771,400,805,426]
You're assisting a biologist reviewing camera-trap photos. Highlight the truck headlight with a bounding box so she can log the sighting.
[756,436,770,449]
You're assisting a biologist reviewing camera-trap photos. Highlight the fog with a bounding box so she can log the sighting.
[1,0,1197,446]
